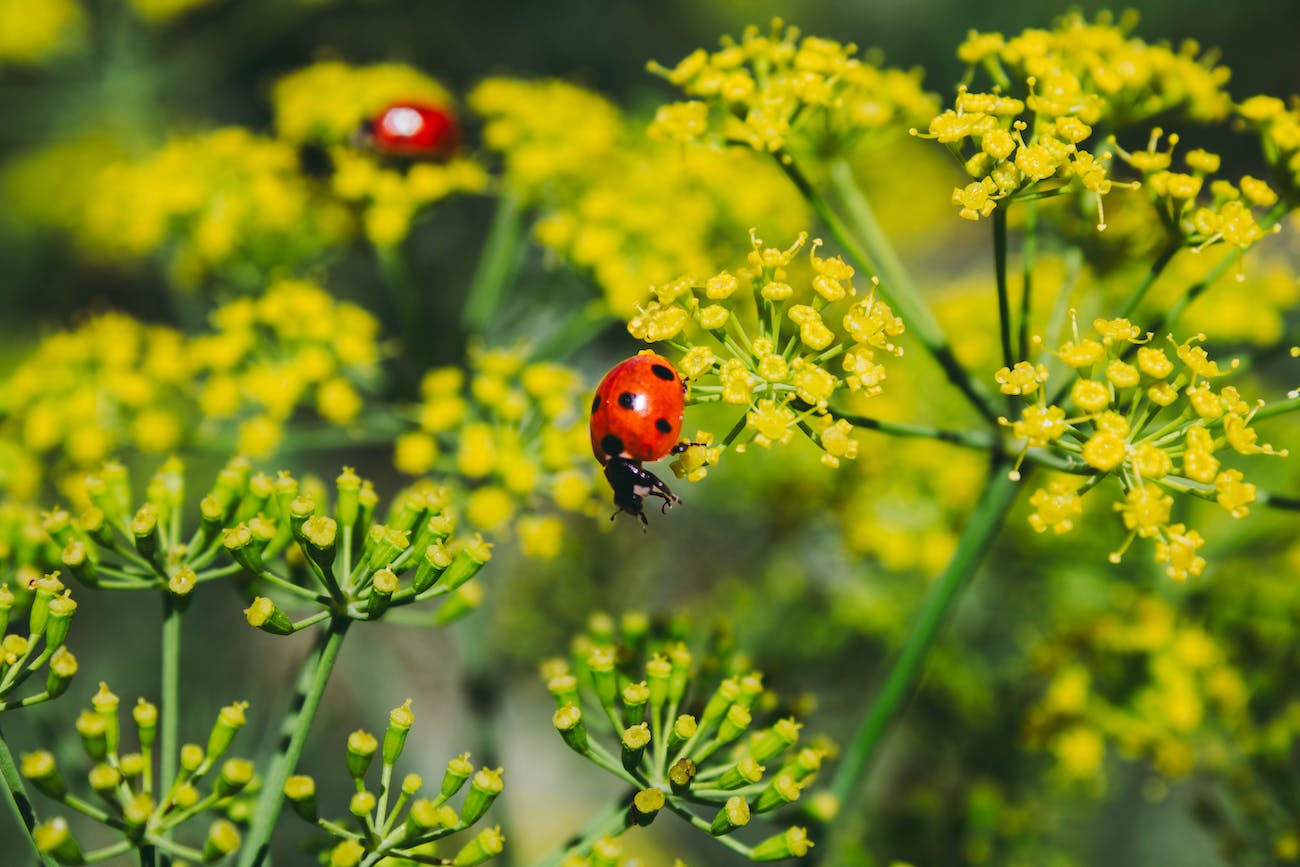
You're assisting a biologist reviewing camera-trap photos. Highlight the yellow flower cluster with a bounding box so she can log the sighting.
[0,314,193,494]
[1027,592,1248,783]
[1236,94,1300,196]
[957,11,1232,126]
[648,18,938,155]
[397,346,598,558]
[629,230,904,472]
[0,0,82,65]
[933,10,1234,226]
[1003,316,1287,580]
[275,61,488,247]
[1113,130,1280,252]
[473,78,806,316]
[78,128,352,287]
[191,278,383,458]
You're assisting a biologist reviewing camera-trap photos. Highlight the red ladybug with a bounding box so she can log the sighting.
[589,353,688,527]
[361,101,460,159]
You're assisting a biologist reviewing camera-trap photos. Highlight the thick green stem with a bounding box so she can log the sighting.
[1018,201,1038,359]
[159,596,180,798]
[462,191,526,334]
[819,468,1022,862]
[0,725,56,866]
[784,156,1000,424]
[237,618,351,867]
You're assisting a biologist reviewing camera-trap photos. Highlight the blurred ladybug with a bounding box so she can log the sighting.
[360,101,460,159]
[589,353,690,528]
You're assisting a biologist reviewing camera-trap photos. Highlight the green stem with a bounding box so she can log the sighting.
[824,408,996,451]
[159,596,180,804]
[462,191,526,334]
[993,207,1015,375]
[1018,201,1038,359]
[819,467,1022,861]
[237,618,351,867]
[0,725,56,866]
[804,157,1001,425]
[1117,242,1179,319]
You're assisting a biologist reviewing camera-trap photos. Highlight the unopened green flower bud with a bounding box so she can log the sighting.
[123,792,155,829]
[0,585,13,634]
[646,653,672,710]
[406,798,458,835]
[442,752,474,799]
[433,580,483,624]
[667,643,692,704]
[284,775,317,821]
[330,839,365,867]
[223,525,262,573]
[203,819,241,863]
[118,753,145,782]
[700,677,741,730]
[300,515,337,570]
[88,764,120,797]
[748,717,802,764]
[244,597,294,635]
[460,767,504,825]
[410,542,452,594]
[630,787,665,826]
[349,790,376,817]
[336,467,362,528]
[28,573,64,637]
[779,747,823,783]
[553,704,588,755]
[40,591,76,651]
[546,673,580,708]
[76,710,107,761]
[21,751,66,799]
[440,535,492,591]
[668,714,696,752]
[41,509,74,547]
[60,541,97,586]
[46,646,78,698]
[217,758,255,797]
[180,743,204,774]
[206,701,249,762]
[453,825,505,867]
[622,681,649,726]
[236,473,274,523]
[716,703,752,745]
[171,782,200,810]
[168,566,197,599]
[718,756,766,790]
[710,795,751,835]
[383,699,415,765]
[668,757,696,794]
[586,646,618,712]
[91,683,119,754]
[131,505,160,561]
[34,817,84,865]
[358,479,378,529]
[346,729,378,780]
[367,567,399,617]
[402,773,423,796]
[755,773,802,813]
[752,826,814,860]
[735,672,764,709]
[621,723,651,772]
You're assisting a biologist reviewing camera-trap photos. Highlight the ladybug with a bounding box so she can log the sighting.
[360,101,460,159]
[589,353,690,528]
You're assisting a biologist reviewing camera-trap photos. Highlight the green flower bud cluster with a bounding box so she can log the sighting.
[544,612,825,862]
[284,700,505,867]
[0,571,79,712]
[44,457,232,602]
[23,685,254,865]
[237,466,492,632]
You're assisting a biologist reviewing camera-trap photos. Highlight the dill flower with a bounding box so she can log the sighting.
[1237,93,1300,196]
[286,701,505,865]
[0,571,79,711]
[628,230,903,473]
[191,279,384,458]
[543,613,824,861]
[648,19,938,156]
[473,77,809,317]
[398,346,600,554]
[0,0,83,65]
[1001,314,1287,580]
[22,686,256,862]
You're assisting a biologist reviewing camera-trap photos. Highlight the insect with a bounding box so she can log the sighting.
[360,101,460,159]
[589,353,690,528]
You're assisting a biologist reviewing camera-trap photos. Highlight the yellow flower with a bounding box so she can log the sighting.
[0,0,83,65]
[995,361,1049,395]
[1115,483,1172,539]
[1214,469,1256,518]
[1028,480,1083,534]
[1008,405,1067,448]
[1155,524,1207,582]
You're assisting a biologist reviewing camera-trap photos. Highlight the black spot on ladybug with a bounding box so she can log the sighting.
[618,391,636,409]
[591,394,601,413]
[600,434,625,457]
[651,364,675,381]
[655,418,672,434]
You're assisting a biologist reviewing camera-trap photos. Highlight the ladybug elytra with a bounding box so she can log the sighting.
[589,353,689,527]
[361,101,460,159]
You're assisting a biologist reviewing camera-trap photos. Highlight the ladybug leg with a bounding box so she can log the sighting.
[670,440,707,455]
[604,459,680,528]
